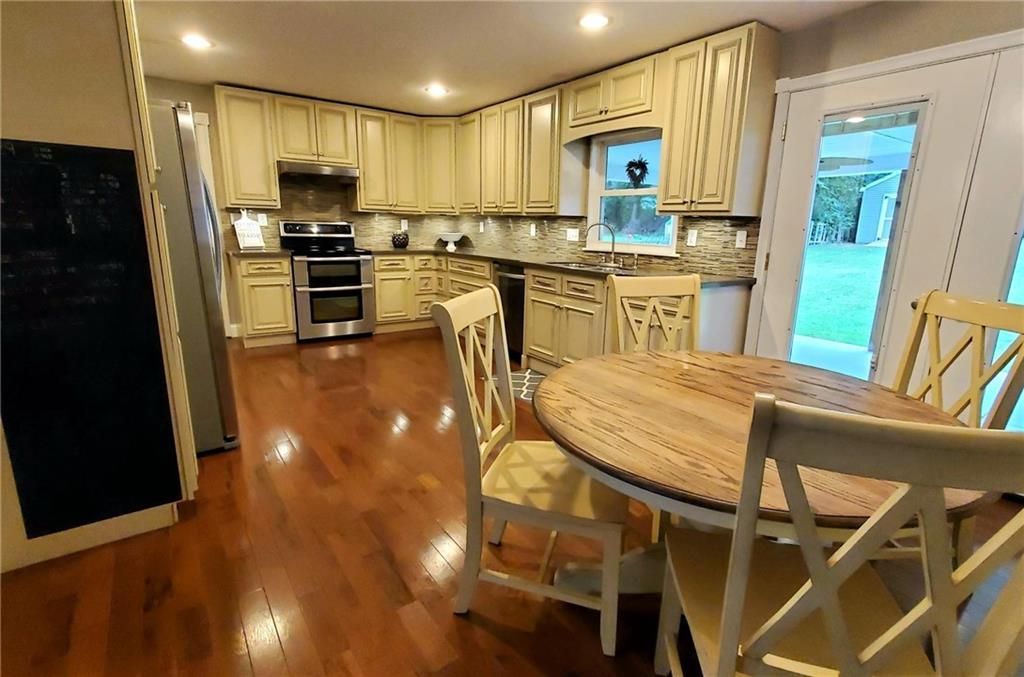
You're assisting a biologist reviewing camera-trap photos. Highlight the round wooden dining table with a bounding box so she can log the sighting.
[532,351,991,539]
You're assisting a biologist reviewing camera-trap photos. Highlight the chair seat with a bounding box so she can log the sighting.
[482,441,629,526]
[665,527,934,676]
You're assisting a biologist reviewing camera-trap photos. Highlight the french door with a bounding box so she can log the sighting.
[753,54,996,385]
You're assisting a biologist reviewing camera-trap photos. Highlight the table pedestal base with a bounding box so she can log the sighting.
[554,544,666,596]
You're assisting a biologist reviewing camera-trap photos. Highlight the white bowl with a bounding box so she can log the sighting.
[438,232,465,253]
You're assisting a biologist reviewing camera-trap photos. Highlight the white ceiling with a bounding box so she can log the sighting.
[136,1,866,116]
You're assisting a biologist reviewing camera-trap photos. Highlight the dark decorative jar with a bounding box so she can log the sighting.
[391,231,409,249]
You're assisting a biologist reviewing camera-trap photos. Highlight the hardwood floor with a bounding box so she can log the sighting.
[1,329,1019,676]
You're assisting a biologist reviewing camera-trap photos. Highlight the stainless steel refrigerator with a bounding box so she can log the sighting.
[149,100,239,454]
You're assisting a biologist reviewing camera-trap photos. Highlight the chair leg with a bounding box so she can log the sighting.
[455,506,483,614]
[953,516,976,569]
[650,505,666,543]
[655,554,682,675]
[600,530,622,657]
[488,518,507,546]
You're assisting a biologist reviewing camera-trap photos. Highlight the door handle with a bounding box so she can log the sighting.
[296,284,373,292]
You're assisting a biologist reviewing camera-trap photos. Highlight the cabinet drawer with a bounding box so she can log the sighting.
[414,255,441,271]
[414,272,438,295]
[241,258,290,276]
[374,255,411,272]
[448,276,486,296]
[415,297,435,319]
[447,257,492,280]
[562,275,603,302]
[527,269,562,295]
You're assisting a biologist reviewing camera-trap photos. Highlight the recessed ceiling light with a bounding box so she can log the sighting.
[845,115,866,124]
[424,83,450,98]
[181,33,213,50]
[579,12,609,31]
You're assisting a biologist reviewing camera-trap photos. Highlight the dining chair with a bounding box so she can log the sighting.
[655,393,1024,676]
[607,273,702,542]
[431,285,629,656]
[891,290,1024,565]
[607,274,702,354]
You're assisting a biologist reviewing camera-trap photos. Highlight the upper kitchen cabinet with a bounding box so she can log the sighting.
[215,86,280,208]
[657,22,779,216]
[315,103,357,166]
[356,108,393,211]
[480,105,503,213]
[522,89,588,216]
[389,113,422,212]
[499,100,524,213]
[274,96,318,161]
[276,97,358,166]
[422,118,457,213]
[566,56,656,128]
[456,113,480,212]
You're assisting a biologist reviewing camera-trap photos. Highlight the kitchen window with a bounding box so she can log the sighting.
[587,130,678,257]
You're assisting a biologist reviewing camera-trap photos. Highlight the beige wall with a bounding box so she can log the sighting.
[1,1,178,572]
[780,1,1024,78]
[1,1,135,148]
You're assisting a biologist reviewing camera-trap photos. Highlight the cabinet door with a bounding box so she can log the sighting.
[691,26,750,212]
[480,106,503,213]
[523,89,560,214]
[216,86,280,207]
[274,96,318,161]
[604,57,656,121]
[374,271,414,322]
[315,103,357,166]
[658,42,706,211]
[560,298,604,364]
[525,291,560,363]
[456,113,481,212]
[242,276,295,335]
[499,100,523,213]
[356,109,392,210]
[566,74,605,127]
[390,114,422,212]
[422,119,457,213]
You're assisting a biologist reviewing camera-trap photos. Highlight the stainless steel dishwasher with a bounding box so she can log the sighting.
[494,263,525,360]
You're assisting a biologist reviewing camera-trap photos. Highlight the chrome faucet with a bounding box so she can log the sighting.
[584,222,620,267]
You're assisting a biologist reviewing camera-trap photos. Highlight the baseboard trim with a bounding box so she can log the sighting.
[242,333,296,348]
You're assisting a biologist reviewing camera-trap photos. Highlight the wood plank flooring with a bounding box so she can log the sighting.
[1,329,1020,675]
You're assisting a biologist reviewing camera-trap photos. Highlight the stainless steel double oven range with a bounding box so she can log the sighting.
[280,221,376,340]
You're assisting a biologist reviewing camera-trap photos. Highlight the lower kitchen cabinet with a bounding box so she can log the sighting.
[524,291,561,364]
[523,270,606,373]
[233,255,297,348]
[374,270,415,322]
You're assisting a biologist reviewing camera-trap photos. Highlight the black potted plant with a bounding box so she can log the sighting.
[391,231,409,249]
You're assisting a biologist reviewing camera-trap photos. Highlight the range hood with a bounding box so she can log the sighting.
[277,160,359,182]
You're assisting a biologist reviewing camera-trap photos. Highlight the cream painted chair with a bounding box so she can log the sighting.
[892,290,1024,565]
[608,274,702,354]
[431,285,629,656]
[655,393,1024,676]
[608,274,701,542]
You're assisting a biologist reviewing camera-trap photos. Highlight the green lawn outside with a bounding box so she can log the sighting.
[793,243,887,346]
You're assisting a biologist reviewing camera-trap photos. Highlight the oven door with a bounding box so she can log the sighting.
[293,255,369,289]
[294,284,375,339]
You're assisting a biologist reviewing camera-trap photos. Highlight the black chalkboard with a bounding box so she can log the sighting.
[1,139,182,538]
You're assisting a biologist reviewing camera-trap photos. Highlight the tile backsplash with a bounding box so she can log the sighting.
[222,175,759,277]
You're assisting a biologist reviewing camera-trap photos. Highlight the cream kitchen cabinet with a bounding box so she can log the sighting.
[566,56,656,128]
[315,102,357,166]
[480,101,523,214]
[657,22,779,216]
[215,86,280,208]
[356,110,422,212]
[274,97,358,166]
[374,270,415,322]
[422,118,457,213]
[523,269,606,373]
[232,255,295,348]
[456,113,481,212]
[522,89,560,214]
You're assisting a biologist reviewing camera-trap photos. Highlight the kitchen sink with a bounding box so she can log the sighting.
[546,261,636,275]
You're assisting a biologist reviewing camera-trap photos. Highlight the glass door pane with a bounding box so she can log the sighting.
[982,240,1024,430]
[790,106,922,379]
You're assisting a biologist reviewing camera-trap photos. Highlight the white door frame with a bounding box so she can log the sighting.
[745,28,1024,357]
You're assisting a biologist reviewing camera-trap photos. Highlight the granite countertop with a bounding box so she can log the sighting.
[369,247,756,288]
[226,246,291,259]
